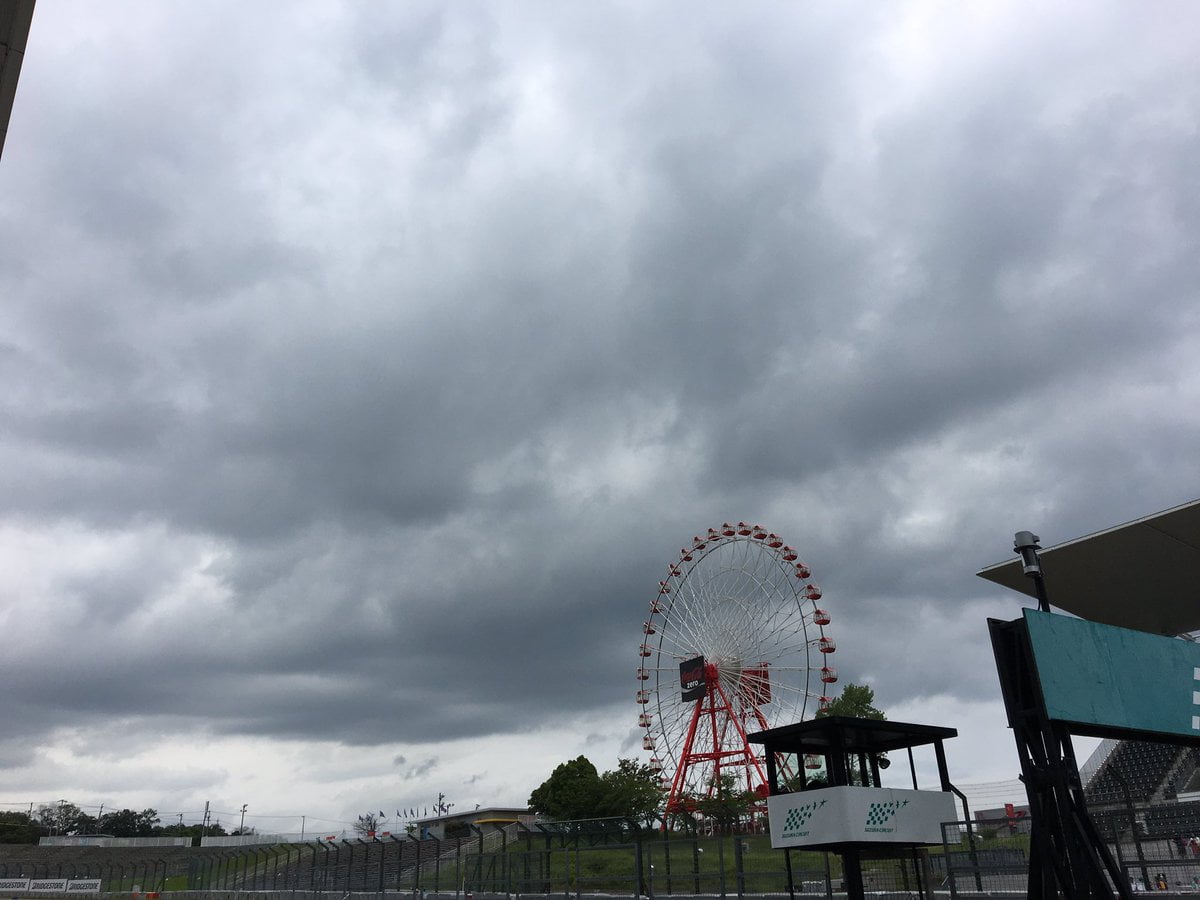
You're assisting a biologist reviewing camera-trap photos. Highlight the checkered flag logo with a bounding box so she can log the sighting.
[865,800,908,827]
[782,800,823,833]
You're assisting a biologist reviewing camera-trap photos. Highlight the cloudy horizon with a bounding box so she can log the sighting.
[1,0,1197,835]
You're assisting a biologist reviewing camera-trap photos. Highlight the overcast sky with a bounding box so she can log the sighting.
[1,0,1198,836]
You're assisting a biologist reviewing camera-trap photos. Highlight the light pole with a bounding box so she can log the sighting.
[1013,531,1051,611]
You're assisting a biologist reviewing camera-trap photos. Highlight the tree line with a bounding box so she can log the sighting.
[0,803,238,845]
[525,684,885,832]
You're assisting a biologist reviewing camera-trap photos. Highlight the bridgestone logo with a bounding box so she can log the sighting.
[0,880,30,890]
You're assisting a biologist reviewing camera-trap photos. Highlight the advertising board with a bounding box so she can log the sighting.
[1024,609,1200,741]
[765,785,956,849]
[65,879,103,893]
[30,879,70,892]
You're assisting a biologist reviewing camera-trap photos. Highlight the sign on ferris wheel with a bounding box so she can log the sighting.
[638,522,837,819]
[679,656,705,702]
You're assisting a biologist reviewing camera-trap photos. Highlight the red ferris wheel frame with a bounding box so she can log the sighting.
[637,522,837,822]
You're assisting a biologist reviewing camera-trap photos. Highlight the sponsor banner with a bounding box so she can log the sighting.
[1024,609,1200,741]
[766,785,957,848]
[66,879,103,893]
[30,879,70,892]
[0,879,31,891]
[680,656,705,702]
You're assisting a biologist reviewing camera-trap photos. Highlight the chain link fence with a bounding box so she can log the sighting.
[940,809,1200,897]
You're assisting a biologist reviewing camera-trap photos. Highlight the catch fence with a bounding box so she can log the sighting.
[179,823,927,898]
[940,812,1200,897]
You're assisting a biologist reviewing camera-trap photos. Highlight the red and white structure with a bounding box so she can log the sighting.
[638,523,837,821]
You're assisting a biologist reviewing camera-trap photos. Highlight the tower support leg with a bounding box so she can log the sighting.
[989,617,1133,900]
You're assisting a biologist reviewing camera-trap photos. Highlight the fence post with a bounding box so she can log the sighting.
[1114,769,1151,892]
[635,828,646,899]
[660,826,672,895]
[915,848,935,900]
[961,819,982,891]
[940,822,958,900]
[455,832,463,899]
[1110,816,1128,882]
[733,834,744,899]
[417,836,426,898]
[716,833,726,899]
[573,835,580,900]
[433,834,441,894]
[311,841,322,893]
[377,836,386,898]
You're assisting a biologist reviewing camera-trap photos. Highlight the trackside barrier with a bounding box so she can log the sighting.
[0,879,102,893]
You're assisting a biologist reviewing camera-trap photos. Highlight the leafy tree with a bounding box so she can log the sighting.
[693,774,755,834]
[815,683,885,720]
[814,683,887,784]
[36,802,89,836]
[528,756,605,821]
[597,758,662,824]
[0,811,45,844]
[97,808,160,837]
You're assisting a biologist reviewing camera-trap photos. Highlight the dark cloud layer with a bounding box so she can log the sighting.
[1,1,1199,809]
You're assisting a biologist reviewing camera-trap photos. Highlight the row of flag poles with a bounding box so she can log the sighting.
[390,803,452,819]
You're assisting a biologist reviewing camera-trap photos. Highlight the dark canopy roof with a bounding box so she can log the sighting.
[977,497,1200,636]
[748,716,957,755]
[0,0,36,161]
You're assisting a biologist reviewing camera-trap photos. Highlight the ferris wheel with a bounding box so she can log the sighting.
[637,522,837,818]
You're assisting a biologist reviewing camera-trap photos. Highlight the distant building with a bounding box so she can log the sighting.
[974,804,1032,835]
[409,807,535,841]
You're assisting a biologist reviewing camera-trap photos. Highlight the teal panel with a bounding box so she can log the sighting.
[1024,609,1200,739]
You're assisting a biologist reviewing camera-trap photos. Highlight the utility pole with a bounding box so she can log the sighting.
[239,804,248,834]
[202,801,210,838]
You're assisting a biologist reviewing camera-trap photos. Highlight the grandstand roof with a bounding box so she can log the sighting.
[0,0,36,160]
[977,497,1200,636]
[409,805,529,825]
[748,715,958,754]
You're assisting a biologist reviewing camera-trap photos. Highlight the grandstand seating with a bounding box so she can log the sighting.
[1086,741,1180,805]
[1085,740,1200,840]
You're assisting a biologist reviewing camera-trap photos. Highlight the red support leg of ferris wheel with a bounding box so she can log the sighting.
[664,662,771,818]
